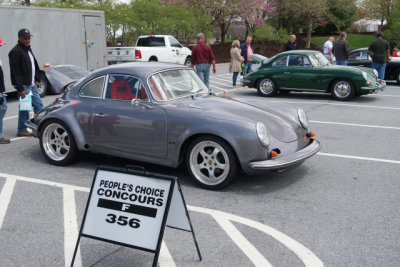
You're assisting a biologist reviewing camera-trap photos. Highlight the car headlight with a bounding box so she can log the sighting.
[373,69,378,78]
[256,122,270,147]
[297,109,309,129]
[362,71,368,81]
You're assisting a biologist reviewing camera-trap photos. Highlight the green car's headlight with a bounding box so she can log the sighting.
[373,69,378,78]
[256,122,270,147]
[362,71,368,81]
[298,109,309,130]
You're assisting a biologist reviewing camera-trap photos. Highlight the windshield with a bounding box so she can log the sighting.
[147,69,209,101]
[309,52,330,66]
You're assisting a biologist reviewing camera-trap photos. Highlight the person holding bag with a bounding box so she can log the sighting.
[8,28,43,137]
[229,40,244,88]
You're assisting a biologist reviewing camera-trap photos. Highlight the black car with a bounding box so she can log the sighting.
[347,48,400,85]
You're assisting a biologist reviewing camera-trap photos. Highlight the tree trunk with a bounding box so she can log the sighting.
[306,21,312,49]
[24,0,30,5]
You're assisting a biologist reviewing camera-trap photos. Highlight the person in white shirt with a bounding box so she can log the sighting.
[323,36,335,63]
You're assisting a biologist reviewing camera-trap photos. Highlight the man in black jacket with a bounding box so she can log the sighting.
[8,28,43,137]
[332,32,350,66]
[0,36,10,144]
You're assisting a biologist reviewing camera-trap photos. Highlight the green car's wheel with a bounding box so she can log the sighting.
[331,79,355,101]
[257,78,277,97]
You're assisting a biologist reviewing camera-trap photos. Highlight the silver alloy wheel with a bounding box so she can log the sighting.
[37,81,45,95]
[259,79,274,95]
[189,140,230,186]
[42,123,70,161]
[333,81,351,98]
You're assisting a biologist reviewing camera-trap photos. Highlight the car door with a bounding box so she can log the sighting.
[91,74,168,159]
[348,50,371,67]
[168,36,185,64]
[282,55,320,89]
[270,56,289,88]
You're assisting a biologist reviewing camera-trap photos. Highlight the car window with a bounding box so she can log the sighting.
[288,55,311,67]
[79,76,105,98]
[349,52,361,60]
[272,56,287,67]
[361,50,369,60]
[105,74,148,101]
[137,37,165,47]
[168,37,181,48]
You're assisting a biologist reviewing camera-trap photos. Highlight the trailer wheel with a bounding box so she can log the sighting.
[37,72,48,97]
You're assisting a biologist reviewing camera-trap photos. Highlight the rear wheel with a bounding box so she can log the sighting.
[257,78,277,97]
[186,136,237,189]
[184,57,191,67]
[39,120,79,165]
[149,56,158,62]
[396,71,400,85]
[330,79,355,101]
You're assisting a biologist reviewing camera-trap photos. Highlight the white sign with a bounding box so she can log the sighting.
[82,169,174,251]
[166,182,191,231]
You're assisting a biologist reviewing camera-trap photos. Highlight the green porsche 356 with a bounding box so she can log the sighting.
[242,50,385,101]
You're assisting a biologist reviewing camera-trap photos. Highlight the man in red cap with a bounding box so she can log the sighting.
[0,36,11,144]
[8,28,43,137]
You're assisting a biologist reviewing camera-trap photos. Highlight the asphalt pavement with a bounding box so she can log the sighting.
[0,64,399,267]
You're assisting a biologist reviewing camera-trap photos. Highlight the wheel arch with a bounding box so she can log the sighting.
[178,133,242,172]
[149,56,158,61]
[38,117,88,151]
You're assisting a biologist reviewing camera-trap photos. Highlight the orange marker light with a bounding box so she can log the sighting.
[271,151,278,158]
[310,131,316,137]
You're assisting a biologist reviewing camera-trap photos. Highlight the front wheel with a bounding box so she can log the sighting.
[257,78,277,97]
[186,136,237,190]
[39,120,79,165]
[330,79,355,101]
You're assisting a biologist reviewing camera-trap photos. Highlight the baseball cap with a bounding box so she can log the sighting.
[18,28,32,38]
[0,36,5,46]
[376,31,383,37]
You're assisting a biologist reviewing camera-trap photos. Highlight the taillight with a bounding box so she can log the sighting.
[135,50,142,59]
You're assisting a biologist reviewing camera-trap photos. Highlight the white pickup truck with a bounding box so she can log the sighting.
[107,35,192,66]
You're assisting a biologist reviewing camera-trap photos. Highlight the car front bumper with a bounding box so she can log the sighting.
[247,139,321,172]
[361,79,386,93]
[25,119,39,137]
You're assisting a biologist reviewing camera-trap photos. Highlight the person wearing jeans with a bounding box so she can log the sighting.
[191,33,216,88]
[368,31,390,80]
[240,36,255,75]
[16,84,43,133]
[0,36,10,144]
[8,28,44,136]
[332,32,349,66]
[229,40,244,87]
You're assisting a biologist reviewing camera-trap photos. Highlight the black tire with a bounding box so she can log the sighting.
[279,90,291,95]
[39,119,79,166]
[149,57,158,62]
[37,72,48,97]
[184,57,191,67]
[330,79,355,101]
[257,78,278,97]
[186,136,237,190]
[396,71,400,85]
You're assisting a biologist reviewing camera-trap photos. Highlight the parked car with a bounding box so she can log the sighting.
[26,62,320,189]
[392,43,400,57]
[107,35,191,66]
[242,50,385,101]
[347,48,400,85]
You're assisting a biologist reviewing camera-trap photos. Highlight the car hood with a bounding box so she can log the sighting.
[183,95,302,142]
[324,64,375,75]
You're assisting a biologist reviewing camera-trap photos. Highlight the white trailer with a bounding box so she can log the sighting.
[0,6,107,95]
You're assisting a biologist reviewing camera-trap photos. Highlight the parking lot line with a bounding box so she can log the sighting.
[269,100,400,110]
[310,120,400,130]
[4,115,18,121]
[317,152,400,164]
[160,241,177,267]
[0,176,16,229]
[213,213,273,267]
[64,188,82,267]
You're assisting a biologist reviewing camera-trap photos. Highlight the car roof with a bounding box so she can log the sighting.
[277,50,321,56]
[350,47,368,52]
[87,62,190,79]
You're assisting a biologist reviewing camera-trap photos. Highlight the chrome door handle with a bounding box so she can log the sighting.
[94,113,104,118]
[172,49,175,52]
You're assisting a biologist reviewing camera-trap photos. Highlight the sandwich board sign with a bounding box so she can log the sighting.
[71,165,201,267]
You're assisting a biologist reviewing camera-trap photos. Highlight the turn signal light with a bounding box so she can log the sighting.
[310,132,316,137]
[271,151,278,158]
